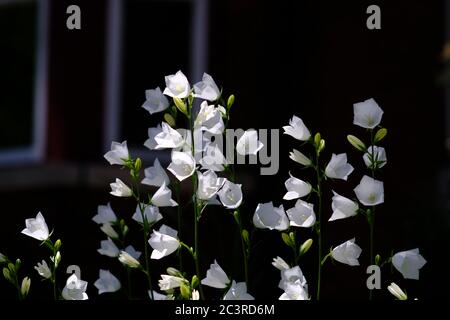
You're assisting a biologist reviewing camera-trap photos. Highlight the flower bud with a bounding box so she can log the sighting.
[227,94,235,109]
[21,277,31,298]
[180,283,191,300]
[134,158,142,172]
[54,251,61,268]
[0,253,6,264]
[15,259,21,270]
[241,229,249,246]
[314,133,321,147]
[164,113,176,127]
[300,239,313,256]
[374,128,387,143]
[318,139,326,153]
[54,239,62,251]
[173,97,187,115]
[167,267,182,277]
[375,254,381,266]
[281,233,293,248]
[3,268,11,283]
[191,275,199,289]
[347,135,366,152]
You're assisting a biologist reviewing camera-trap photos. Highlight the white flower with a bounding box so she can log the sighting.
[289,149,312,166]
[392,248,427,280]
[193,73,220,101]
[97,238,119,257]
[142,87,169,114]
[124,245,142,260]
[363,146,387,169]
[199,143,227,172]
[92,203,117,225]
[223,281,254,300]
[283,173,311,200]
[197,170,225,201]
[154,122,184,150]
[149,224,180,260]
[325,153,354,180]
[279,282,309,300]
[142,158,170,187]
[286,200,316,228]
[283,116,311,141]
[354,175,384,206]
[331,238,362,266]
[94,270,121,295]
[236,130,264,155]
[163,70,190,98]
[132,204,162,225]
[100,223,119,239]
[150,290,174,300]
[253,202,289,231]
[110,178,132,197]
[34,260,51,279]
[279,266,307,291]
[118,251,141,268]
[168,151,196,181]
[144,124,162,150]
[104,141,129,165]
[272,256,290,271]
[387,282,408,300]
[151,182,178,207]
[194,101,224,134]
[158,274,186,291]
[62,274,88,300]
[217,180,243,209]
[191,289,200,300]
[21,277,31,297]
[21,212,49,241]
[353,98,384,129]
[201,260,230,289]
[329,191,359,221]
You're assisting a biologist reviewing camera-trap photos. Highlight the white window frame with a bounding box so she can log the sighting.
[103,0,209,161]
[0,0,49,165]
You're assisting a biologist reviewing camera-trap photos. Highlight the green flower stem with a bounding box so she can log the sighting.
[235,209,249,287]
[314,149,324,301]
[43,239,58,300]
[368,128,376,300]
[174,181,183,272]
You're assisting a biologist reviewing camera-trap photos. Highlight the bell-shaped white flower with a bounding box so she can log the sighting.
[272,256,290,271]
[149,224,180,260]
[199,143,227,172]
[21,212,49,241]
[132,204,163,225]
[94,270,121,295]
[279,282,309,300]
[151,182,178,207]
[92,203,117,225]
[194,101,225,134]
[193,73,220,101]
[154,122,184,150]
[354,175,384,206]
[110,178,132,197]
[289,149,312,166]
[283,173,311,200]
[62,274,88,300]
[104,141,129,166]
[283,116,311,141]
[236,130,264,156]
[124,245,142,260]
[144,124,162,150]
[163,70,190,98]
[100,223,119,239]
[286,200,316,228]
[168,151,196,181]
[223,281,254,300]
[329,191,359,221]
[387,282,408,300]
[279,266,307,291]
[118,251,141,268]
[392,248,427,280]
[217,180,243,209]
[197,170,225,201]
[142,158,170,187]
[253,202,289,231]
[158,274,186,291]
[201,260,230,289]
[331,238,362,266]
[353,98,383,129]
[97,238,119,257]
[325,153,354,180]
[363,146,387,169]
[34,260,51,279]
[142,87,169,115]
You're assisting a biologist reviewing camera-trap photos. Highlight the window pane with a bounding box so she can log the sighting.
[0,2,37,149]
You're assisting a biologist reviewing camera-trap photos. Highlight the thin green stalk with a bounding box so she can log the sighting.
[314,150,324,301]
[236,209,249,287]
[175,182,183,272]
[369,128,376,300]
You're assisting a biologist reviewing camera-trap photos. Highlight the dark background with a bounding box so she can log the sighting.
[0,0,447,300]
